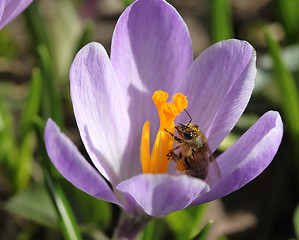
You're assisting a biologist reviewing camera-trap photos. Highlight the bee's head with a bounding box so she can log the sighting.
[175,123,199,140]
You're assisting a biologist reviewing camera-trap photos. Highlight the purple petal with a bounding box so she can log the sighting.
[0,3,5,23]
[178,39,256,151]
[110,0,193,146]
[70,42,136,185]
[117,174,209,217]
[44,119,121,206]
[111,0,192,93]
[0,0,33,30]
[191,111,283,205]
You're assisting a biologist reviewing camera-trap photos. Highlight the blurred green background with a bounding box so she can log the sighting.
[0,0,298,239]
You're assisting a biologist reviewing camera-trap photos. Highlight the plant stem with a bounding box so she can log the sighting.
[113,211,152,240]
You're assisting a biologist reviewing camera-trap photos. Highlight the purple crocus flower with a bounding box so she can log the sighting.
[0,0,33,30]
[45,0,283,236]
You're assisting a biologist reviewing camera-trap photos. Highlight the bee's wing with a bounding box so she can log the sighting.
[207,148,221,178]
[205,147,221,186]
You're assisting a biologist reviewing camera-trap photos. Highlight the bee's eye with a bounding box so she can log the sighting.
[182,131,193,140]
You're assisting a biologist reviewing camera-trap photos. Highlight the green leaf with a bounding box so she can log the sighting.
[141,220,156,240]
[20,68,42,138]
[165,204,208,240]
[14,68,42,191]
[276,0,299,43]
[166,209,193,240]
[211,0,234,43]
[4,184,60,229]
[24,0,51,50]
[265,29,299,138]
[265,29,299,134]
[218,132,239,151]
[0,28,17,58]
[33,115,46,136]
[217,237,228,240]
[138,218,165,240]
[14,132,35,191]
[38,44,64,128]
[0,96,18,175]
[33,117,82,240]
[265,27,299,185]
[44,168,83,240]
[62,180,112,229]
[187,204,209,238]
[191,220,213,240]
[50,0,82,81]
[121,0,134,7]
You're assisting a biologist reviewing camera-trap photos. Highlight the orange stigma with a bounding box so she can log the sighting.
[140,90,188,174]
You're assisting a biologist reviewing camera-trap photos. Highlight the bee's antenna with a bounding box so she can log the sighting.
[184,109,192,125]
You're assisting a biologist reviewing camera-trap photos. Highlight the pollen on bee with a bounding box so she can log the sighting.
[175,159,186,172]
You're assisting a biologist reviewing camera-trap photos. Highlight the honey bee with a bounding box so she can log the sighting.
[165,110,221,180]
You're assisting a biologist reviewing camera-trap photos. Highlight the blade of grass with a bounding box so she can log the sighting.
[37,45,64,128]
[44,168,83,240]
[62,180,112,229]
[24,1,51,50]
[265,28,299,155]
[34,117,82,240]
[141,220,156,240]
[20,68,42,138]
[165,204,208,240]
[211,0,234,43]
[191,220,213,240]
[121,0,134,7]
[15,68,42,190]
[165,209,192,240]
[4,184,60,229]
[275,0,299,43]
[52,0,82,81]
[187,204,209,238]
[0,28,17,58]
[0,96,18,177]
[15,132,35,191]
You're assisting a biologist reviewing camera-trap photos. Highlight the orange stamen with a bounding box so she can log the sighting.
[140,121,150,173]
[140,90,188,174]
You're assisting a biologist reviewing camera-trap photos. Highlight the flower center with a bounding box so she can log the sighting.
[140,90,188,174]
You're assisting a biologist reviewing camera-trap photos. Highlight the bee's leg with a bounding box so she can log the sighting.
[172,145,180,151]
[164,129,184,143]
[166,146,181,162]
[183,157,192,170]
[167,146,181,162]
[166,146,179,157]
[167,150,181,163]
